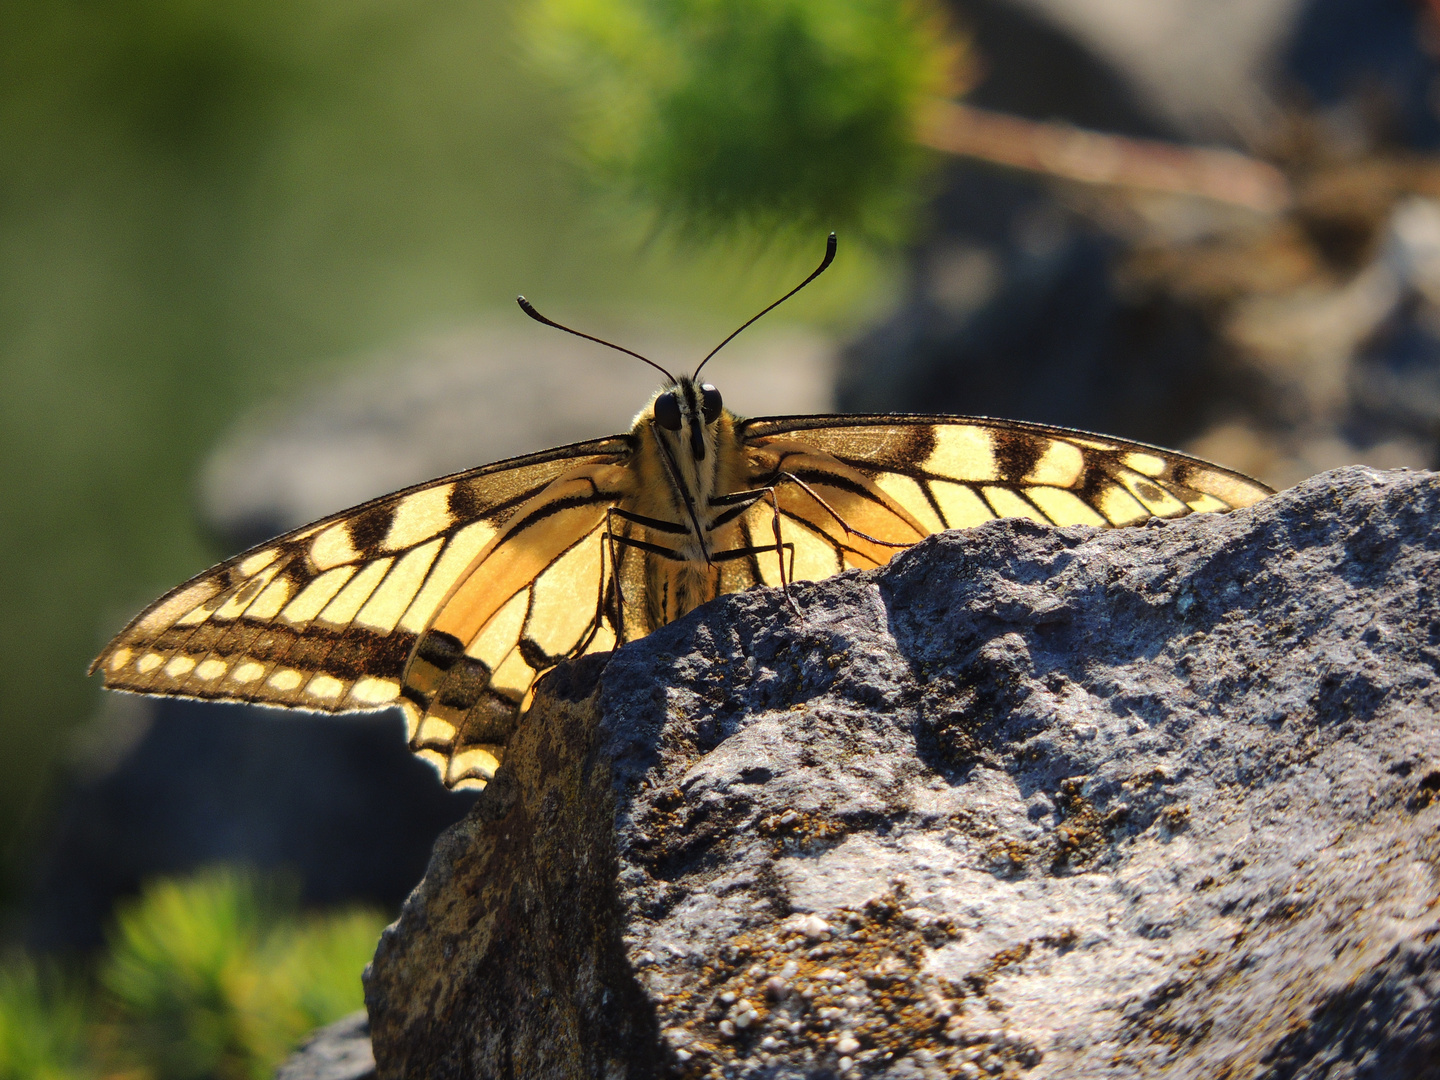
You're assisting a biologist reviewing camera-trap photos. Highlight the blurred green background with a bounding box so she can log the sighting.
[3,868,384,1079]
[0,0,898,916]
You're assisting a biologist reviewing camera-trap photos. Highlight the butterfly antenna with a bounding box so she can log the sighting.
[517,296,675,382]
[693,232,837,379]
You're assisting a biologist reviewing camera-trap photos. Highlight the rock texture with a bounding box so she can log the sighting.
[364,466,1440,1079]
[275,1012,375,1080]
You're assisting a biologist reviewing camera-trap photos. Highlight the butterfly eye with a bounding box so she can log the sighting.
[653,391,682,430]
[701,384,723,423]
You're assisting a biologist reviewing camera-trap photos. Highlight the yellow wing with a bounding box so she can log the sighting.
[92,436,633,787]
[397,462,635,787]
[729,414,1273,588]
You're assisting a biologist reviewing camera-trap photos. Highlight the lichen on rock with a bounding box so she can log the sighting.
[363,466,1440,1079]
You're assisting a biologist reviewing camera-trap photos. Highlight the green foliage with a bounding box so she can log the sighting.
[98,869,385,1080]
[528,0,961,241]
[0,870,384,1080]
[0,957,93,1080]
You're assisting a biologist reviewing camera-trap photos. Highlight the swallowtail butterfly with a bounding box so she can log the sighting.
[92,236,1273,788]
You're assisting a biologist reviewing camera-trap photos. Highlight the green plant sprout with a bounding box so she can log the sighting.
[99,868,385,1080]
[524,0,1290,244]
[0,868,385,1080]
[0,957,93,1080]
[526,0,963,242]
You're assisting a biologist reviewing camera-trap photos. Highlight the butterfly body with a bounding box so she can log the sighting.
[627,378,746,578]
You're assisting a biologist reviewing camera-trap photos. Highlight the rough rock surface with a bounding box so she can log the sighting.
[364,466,1440,1079]
[275,1012,375,1080]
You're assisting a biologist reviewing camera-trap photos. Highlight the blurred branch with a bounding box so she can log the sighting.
[918,100,1292,214]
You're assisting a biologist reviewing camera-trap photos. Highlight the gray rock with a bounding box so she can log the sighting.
[275,1012,375,1080]
[1011,0,1295,140]
[364,466,1440,1079]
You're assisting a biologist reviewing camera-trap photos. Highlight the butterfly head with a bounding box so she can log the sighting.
[645,375,724,463]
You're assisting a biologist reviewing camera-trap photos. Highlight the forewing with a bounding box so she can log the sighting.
[737,414,1272,579]
[91,437,633,731]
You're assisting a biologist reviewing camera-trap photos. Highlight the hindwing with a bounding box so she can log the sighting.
[397,462,633,787]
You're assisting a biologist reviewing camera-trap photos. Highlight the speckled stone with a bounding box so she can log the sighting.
[365,466,1440,1079]
[275,1012,375,1080]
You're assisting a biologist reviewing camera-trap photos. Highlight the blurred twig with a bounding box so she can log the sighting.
[918,100,1292,214]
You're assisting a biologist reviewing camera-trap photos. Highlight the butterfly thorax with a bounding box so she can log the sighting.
[630,377,747,560]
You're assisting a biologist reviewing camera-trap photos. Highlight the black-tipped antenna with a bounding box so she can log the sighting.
[517,296,675,382]
[693,232,837,379]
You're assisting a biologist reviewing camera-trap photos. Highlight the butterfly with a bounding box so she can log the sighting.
[91,235,1274,790]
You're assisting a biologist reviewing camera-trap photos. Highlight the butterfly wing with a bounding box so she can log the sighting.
[397,461,635,786]
[730,414,1273,588]
[93,435,633,786]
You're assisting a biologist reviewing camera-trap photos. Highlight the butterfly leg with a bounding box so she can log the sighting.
[711,489,812,616]
[603,507,688,641]
[707,541,802,625]
[778,471,915,548]
[709,487,799,618]
[572,531,616,658]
